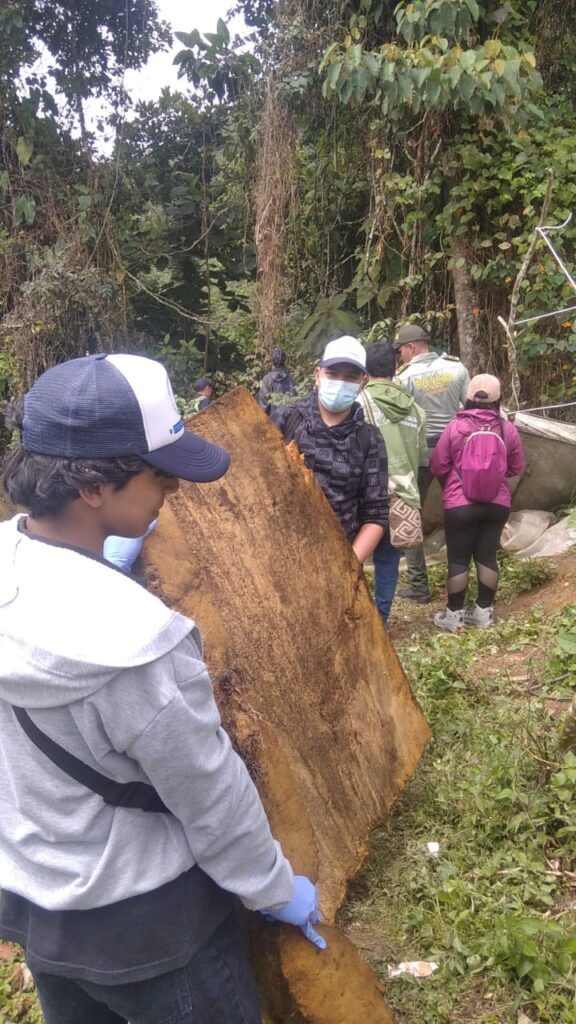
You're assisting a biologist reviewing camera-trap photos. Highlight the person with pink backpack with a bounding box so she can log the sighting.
[429,374,525,632]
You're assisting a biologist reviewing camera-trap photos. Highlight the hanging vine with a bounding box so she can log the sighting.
[254,78,296,352]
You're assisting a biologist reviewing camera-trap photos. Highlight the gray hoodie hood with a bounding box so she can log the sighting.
[0,515,193,708]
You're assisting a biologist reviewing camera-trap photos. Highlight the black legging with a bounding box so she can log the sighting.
[444,503,510,610]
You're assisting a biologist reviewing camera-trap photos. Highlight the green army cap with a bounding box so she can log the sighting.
[393,324,429,350]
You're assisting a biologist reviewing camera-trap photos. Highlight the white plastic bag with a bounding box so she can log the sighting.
[501,510,555,553]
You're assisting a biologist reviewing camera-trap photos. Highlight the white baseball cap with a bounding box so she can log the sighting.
[320,336,366,371]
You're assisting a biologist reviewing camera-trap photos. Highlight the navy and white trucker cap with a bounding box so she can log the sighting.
[22,353,230,482]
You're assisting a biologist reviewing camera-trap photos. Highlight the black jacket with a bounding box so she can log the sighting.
[258,369,298,413]
[272,391,389,541]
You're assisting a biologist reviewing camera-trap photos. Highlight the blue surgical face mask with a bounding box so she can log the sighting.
[317,378,362,413]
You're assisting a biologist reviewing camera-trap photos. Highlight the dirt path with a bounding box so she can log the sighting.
[500,549,576,617]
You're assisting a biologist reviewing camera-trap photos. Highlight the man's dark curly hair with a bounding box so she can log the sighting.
[3,399,146,517]
[365,341,396,379]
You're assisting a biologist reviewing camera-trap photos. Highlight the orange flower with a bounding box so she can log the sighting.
[471,307,480,315]
[562,321,573,328]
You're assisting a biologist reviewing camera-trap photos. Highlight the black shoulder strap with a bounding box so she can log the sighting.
[356,393,376,458]
[12,706,170,813]
[283,403,371,457]
[358,421,372,459]
[283,405,303,445]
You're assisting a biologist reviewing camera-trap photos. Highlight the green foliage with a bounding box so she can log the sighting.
[295,294,362,357]
[495,552,553,602]
[13,195,36,226]
[1,239,124,387]
[545,604,576,682]
[0,349,21,452]
[151,336,205,396]
[2,0,170,123]
[295,0,576,391]
[173,21,258,105]
[2,0,576,403]
[0,969,43,1024]
[395,0,480,44]
[321,1,540,118]
[437,103,576,393]
[0,1,174,389]
[116,39,260,372]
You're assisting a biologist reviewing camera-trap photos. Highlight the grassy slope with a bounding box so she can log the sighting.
[342,560,576,1024]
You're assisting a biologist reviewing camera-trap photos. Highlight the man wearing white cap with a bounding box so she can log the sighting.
[272,336,389,561]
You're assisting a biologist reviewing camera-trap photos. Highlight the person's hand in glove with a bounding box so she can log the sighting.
[104,519,157,572]
[260,875,327,950]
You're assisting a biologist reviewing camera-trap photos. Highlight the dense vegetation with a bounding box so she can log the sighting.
[2,0,576,411]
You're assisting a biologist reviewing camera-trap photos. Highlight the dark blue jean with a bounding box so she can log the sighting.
[29,913,261,1024]
[404,465,433,596]
[373,529,402,622]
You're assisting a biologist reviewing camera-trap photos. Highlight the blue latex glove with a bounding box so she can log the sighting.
[260,875,327,950]
[103,520,157,572]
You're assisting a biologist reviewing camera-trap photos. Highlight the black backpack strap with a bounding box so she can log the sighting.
[12,706,170,813]
[282,405,303,445]
[356,393,376,459]
[358,421,372,459]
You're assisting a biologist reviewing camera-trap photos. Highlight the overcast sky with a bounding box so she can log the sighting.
[123,0,247,103]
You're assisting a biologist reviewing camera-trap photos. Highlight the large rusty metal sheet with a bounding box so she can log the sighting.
[144,388,430,1023]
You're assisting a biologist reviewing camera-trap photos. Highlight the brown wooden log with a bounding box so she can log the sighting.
[144,388,430,1023]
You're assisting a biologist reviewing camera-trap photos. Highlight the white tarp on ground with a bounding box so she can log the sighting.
[501,510,556,552]
[423,510,576,563]
[511,412,576,446]
[513,515,576,559]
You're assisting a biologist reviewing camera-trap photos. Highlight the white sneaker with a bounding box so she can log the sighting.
[464,603,494,628]
[434,608,464,633]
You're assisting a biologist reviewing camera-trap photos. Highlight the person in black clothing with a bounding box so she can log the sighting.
[191,377,213,412]
[271,336,389,562]
[258,348,297,414]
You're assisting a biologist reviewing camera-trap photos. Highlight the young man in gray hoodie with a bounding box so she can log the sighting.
[0,353,323,1024]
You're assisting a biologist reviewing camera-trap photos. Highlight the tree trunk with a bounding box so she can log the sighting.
[201,129,211,371]
[451,234,485,372]
[76,91,87,147]
[254,79,295,353]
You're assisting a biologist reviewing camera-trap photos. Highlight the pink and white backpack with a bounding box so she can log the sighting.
[457,423,507,502]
